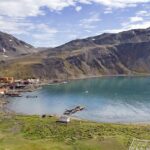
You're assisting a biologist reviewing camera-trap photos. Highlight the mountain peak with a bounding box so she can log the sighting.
[0,31,34,59]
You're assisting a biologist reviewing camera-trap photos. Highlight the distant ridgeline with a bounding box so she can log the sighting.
[0,27,150,80]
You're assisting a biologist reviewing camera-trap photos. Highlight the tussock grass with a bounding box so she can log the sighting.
[0,114,150,150]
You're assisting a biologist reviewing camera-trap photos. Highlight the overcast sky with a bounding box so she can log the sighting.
[0,0,150,47]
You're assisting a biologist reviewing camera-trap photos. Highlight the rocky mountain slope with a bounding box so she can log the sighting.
[0,31,36,60]
[0,27,150,80]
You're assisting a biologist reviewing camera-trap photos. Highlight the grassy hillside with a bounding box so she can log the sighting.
[0,113,150,150]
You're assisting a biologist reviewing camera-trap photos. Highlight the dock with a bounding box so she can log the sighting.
[63,106,85,116]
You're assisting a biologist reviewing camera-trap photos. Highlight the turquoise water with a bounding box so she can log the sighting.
[7,77,150,123]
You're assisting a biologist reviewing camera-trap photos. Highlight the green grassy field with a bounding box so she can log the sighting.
[0,113,150,150]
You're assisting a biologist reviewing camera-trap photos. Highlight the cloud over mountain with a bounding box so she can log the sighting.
[0,0,150,17]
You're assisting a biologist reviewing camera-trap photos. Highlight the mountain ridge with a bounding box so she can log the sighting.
[0,27,150,81]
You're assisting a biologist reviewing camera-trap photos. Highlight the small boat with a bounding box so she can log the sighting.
[85,90,88,94]
[6,93,22,97]
[26,95,38,98]
[63,81,68,84]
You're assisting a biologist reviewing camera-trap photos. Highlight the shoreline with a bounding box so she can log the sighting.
[0,97,16,115]
[44,73,150,86]
[2,106,150,125]
[4,104,150,125]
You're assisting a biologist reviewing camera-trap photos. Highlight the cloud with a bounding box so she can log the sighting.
[0,0,75,17]
[0,0,150,18]
[33,24,58,36]
[130,16,143,23]
[88,0,150,8]
[75,6,82,12]
[0,16,33,35]
[102,21,150,34]
[103,20,150,34]
[117,8,150,31]
[136,10,150,17]
[0,15,58,47]
[31,24,58,47]
[104,7,113,14]
[0,16,58,36]
[136,10,148,16]
[124,21,150,29]
[80,13,101,29]
[0,0,43,17]
[103,28,125,33]
[102,7,150,34]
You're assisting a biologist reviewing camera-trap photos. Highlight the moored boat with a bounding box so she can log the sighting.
[6,93,22,97]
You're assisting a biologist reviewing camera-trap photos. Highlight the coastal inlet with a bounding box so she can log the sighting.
[6,76,150,123]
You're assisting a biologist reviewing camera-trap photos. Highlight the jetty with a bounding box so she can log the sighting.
[63,106,85,116]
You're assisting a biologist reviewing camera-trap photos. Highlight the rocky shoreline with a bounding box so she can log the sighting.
[0,97,10,115]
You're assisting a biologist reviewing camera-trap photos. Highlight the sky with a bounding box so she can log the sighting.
[0,0,150,47]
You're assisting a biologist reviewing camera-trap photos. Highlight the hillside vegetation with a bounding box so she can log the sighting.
[0,113,150,150]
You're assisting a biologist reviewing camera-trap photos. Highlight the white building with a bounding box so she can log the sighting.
[58,116,70,123]
[28,78,40,84]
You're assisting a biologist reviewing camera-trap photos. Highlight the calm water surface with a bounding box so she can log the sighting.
[7,77,150,123]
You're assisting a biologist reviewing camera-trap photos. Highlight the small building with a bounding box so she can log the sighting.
[0,89,5,95]
[28,78,40,84]
[0,77,14,83]
[9,83,25,90]
[0,88,7,95]
[58,116,70,123]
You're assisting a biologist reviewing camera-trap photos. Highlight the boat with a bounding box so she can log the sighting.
[26,95,38,98]
[63,81,68,84]
[6,93,22,97]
